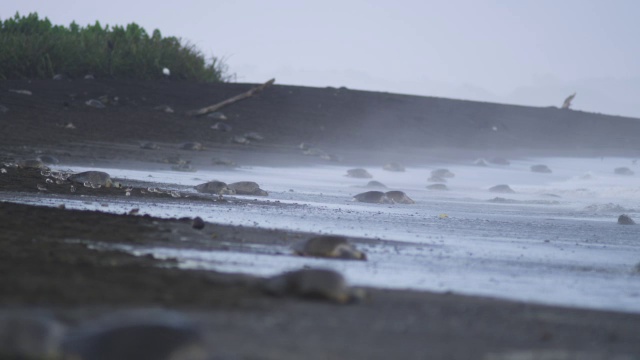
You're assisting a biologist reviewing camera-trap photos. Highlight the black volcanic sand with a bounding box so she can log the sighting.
[1,79,640,359]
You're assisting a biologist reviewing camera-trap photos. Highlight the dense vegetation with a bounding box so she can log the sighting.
[0,12,230,81]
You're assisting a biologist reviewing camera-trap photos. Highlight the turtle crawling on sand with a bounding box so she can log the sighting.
[346,168,372,179]
[366,180,387,188]
[293,235,366,260]
[262,268,362,303]
[227,181,268,196]
[385,191,415,204]
[489,184,515,193]
[194,180,235,195]
[431,168,455,178]
[353,191,391,204]
[67,171,113,188]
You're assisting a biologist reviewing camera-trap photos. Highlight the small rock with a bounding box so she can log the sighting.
[353,191,391,204]
[180,142,203,151]
[211,122,232,132]
[385,190,415,204]
[531,164,552,173]
[618,214,636,225]
[383,162,405,172]
[614,167,634,176]
[293,235,366,260]
[427,184,448,191]
[192,217,205,230]
[227,181,268,196]
[489,184,515,193]
[431,169,455,178]
[85,99,105,108]
[346,168,372,178]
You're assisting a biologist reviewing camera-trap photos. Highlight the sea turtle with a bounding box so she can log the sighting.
[211,158,237,167]
[383,162,405,172]
[618,214,636,225]
[431,168,455,178]
[206,111,227,120]
[180,142,203,151]
[614,167,634,176]
[489,157,510,166]
[427,175,447,183]
[489,184,515,193]
[67,171,113,188]
[211,122,232,132]
[244,132,264,141]
[232,135,249,144]
[194,180,235,195]
[262,268,357,303]
[292,235,366,260]
[366,180,387,188]
[385,191,415,204]
[227,181,268,196]
[140,142,160,150]
[353,191,391,204]
[531,164,552,173]
[474,158,488,167]
[18,159,48,169]
[303,147,327,157]
[346,168,372,179]
[427,184,448,191]
[37,155,60,165]
[320,153,342,162]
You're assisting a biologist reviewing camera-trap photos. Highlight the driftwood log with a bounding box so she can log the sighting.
[187,78,275,116]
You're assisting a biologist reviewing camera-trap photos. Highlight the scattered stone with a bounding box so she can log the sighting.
[262,268,359,303]
[154,105,174,113]
[206,111,227,120]
[293,235,366,260]
[489,184,515,193]
[366,180,387,188]
[9,89,32,96]
[531,164,552,173]
[194,180,235,195]
[385,190,415,204]
[84,74,95,80]
[85,99,105,108]
[383,162,405,172]
[227,181,268,196]
[614,167,634,176]
[427,184,448,191]
[431,168,455,178]
[0,313,66,359]
[192,217,205,230]
[0,105,8,113]
[618,214,636,225]
[180,142,203,151]
[427,175,447,183]
[346,168,372,178]
[211,122,232,132]
[353,191,391,204]
[140,141,160,150]
[37,155,60,165]
[474,158,488,166]
[232,135,249,144]
[488,157,510,165]
[67,171,113,188]
[244,132,264,141]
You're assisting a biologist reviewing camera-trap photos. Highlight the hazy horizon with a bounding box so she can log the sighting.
[2,1,639,118]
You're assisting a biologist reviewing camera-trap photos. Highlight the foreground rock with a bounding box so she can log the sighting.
[293,235,366,260]
[618,214,636,225]
[531,164,552,173]
[227,181,268,196]
[346,168,373,178]
[262,268,360,303]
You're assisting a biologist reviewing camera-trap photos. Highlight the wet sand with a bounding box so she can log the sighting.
[1,79,640,359]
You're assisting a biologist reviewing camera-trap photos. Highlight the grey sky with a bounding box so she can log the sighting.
[3,1,639,118]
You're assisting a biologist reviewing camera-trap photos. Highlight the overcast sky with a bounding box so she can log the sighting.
[3,1,639,118]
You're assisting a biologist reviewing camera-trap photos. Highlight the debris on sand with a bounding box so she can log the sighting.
[262,268,364,304]
[293,235,366,260]
[346,168,372,179]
